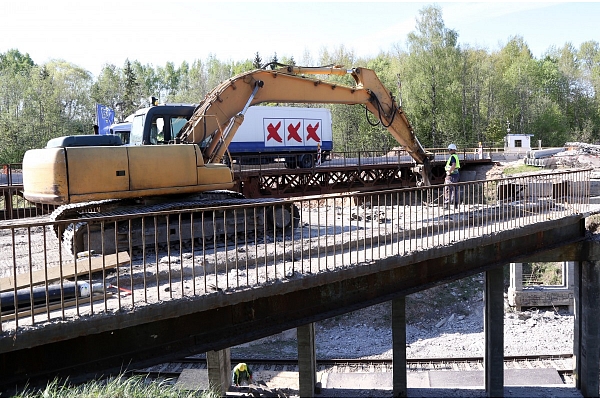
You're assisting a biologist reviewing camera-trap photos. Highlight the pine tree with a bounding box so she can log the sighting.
[122,59,139,117]
[253,52,262,69]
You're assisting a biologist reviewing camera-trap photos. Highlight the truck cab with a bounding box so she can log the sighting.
[129,104,198,145]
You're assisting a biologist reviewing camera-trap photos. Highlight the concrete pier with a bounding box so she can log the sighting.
[297,323,317,397]
[392,296,407,397]
[574,261,600,397]
[206,348,231,395]
[484,266,504,397]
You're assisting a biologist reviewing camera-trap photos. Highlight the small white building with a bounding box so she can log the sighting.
[504,134,533,154]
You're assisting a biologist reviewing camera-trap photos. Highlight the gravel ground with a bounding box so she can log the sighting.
[233,274,575,360]
[231,275,582,397]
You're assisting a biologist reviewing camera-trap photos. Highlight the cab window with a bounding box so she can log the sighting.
[130,115,145,145]
[171,116,189,139]
[150,117,165,144]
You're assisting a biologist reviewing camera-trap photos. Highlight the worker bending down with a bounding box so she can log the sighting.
[231,362,253,386]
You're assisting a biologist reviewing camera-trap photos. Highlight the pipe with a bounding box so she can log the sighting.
[0,281,106,313]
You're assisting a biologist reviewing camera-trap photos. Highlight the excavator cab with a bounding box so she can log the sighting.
[129,104,197,146]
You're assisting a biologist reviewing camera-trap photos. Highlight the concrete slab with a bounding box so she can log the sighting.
[321,368,563,390]
[254,371,300,390]
[175,368,210,391]
[408,371,430,388]
[324,372,392,389]
[177,369,340,392]
[505,368,564,386]
[428,368,563,387]
[428,370,482,387]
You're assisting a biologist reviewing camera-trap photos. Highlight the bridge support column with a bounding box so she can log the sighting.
[392,297,407,397]
[297,323,317,397]
[206,348,231,396]
[484,266,504,397]
[574,261,600,397]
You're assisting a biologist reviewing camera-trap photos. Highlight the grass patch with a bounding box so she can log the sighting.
[13,373,219,398]
[502,164,541,176]
[523,262,563,286]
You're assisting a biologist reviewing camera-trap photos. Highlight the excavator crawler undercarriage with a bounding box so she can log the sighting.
[51,192,300,256]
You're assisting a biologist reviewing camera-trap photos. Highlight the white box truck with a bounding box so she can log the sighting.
[228,106,332,168]
[108,105,332,168]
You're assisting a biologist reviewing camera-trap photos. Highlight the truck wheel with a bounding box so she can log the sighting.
[285,157,297,169]
[299,154,314,168]
[268,203,300,233]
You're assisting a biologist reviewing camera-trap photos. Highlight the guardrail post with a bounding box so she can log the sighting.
[3,190,12,220]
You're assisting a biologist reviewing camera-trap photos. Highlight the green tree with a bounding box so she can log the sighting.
[402,5,461,147]
[253,52,262,69]
[131,61,160,105]
[0,48,35,74]
[122,59,140,117]
[269,52,279,69]
[91,64,121,115]
[169,59,208,103]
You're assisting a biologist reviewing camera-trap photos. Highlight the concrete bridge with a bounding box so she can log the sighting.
[0,168,599,397]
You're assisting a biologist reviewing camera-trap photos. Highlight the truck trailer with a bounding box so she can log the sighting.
[107,105,332,168]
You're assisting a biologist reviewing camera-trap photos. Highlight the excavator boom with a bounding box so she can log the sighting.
[179,66,431,184]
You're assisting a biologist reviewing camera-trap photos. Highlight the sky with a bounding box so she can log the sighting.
[0,1,598,78]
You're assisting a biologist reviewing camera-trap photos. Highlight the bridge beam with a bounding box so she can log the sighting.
[516,239,600,262]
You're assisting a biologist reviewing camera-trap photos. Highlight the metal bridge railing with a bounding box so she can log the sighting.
[0,151,488,221]
[0,168,591,335]
[228,147,491,172]
[1,163,56,220]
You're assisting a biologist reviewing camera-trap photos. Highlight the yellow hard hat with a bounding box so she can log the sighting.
[239,364,247,371]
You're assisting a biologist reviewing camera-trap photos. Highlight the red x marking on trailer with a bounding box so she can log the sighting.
[306,122,321,142]
[266,121,282,142]
[287,122,302,142]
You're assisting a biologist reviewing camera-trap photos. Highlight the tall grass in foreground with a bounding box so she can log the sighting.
[14,374,220,398]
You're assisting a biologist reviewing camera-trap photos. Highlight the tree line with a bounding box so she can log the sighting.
[1,5,599,164]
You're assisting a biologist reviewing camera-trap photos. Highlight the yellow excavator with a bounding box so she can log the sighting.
[22,65,432,254]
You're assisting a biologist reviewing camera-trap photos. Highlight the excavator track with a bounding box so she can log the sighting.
[49,192,299,256]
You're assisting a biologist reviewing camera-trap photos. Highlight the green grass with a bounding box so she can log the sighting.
[523,262,564,286]
[13,374,220,398]
[502,164,541,175]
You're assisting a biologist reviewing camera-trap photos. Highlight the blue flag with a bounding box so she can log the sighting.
[96,104,115,135]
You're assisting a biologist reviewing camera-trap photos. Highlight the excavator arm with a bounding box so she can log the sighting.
[178,66,432,185]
